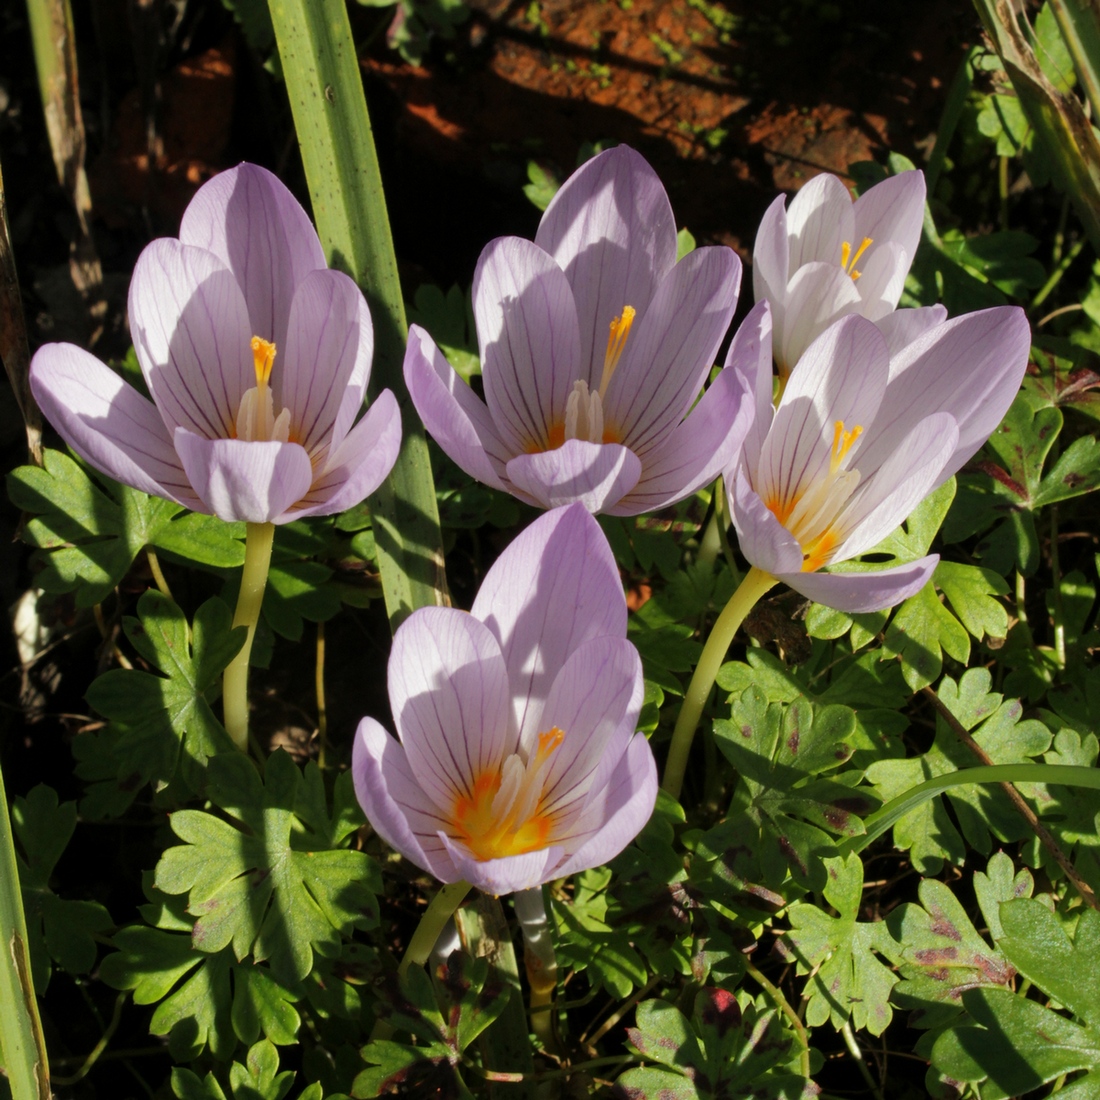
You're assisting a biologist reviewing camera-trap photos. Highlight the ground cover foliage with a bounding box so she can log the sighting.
[4,1,1100,1098]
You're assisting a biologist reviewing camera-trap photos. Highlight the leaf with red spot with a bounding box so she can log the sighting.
[617,994,817,1099]
[713,687,875,891]
[885,852,1028,1031]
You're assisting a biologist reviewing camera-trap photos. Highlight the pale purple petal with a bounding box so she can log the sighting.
[352,718,460,882]
[777,261,862,372]
[439,835,564,897]
[778,555,939,614]
[752,194,790,318]
[832,412,958,560]
[609,362,752,516]
[535,145,677,381]
[867,306,1031,483]
[786,174,854,269]
[388,608,515,811]
[404,325,510,490]
[724,301,774,474]
[178,163,326,351]
[278,268,372,458]
[854,241,908,320]
[852,169,925,271]
[173,429,314,523]
[129,239,253,439]
[535,638,643,818]
[30,343,201,509]
[758,316,888,517]
[281,389,401,520]
[550,734,658,879]
[470,504,626,750]
[602,245,741,453]
[876,305,947,356]
[474,237,582,455]
[729,469,804,576]
[505,440,642,513]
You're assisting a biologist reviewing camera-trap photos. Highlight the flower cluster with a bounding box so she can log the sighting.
[27,149,1032,896]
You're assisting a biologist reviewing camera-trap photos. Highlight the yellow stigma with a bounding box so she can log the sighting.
[450,727,565,862]
[840,237,873,281]
[599,305,636,398]
[251,336,277,387]
[830,420,862,473]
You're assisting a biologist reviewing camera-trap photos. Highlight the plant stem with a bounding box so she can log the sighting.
[662,566,776,799]
[840,1020,882,1100]
[222,521,276,751]
[145,548,172,601]
[514,887,560,1054]
[315,621,329,770]
[0,756,50,1099]
[744,959,811,1079]
[371,880,473,1042]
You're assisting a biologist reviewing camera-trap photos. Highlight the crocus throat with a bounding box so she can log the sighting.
[763,418,863,572]
[840,237,873,281]
[235,336,292,443]
[451,727,565,861]
[532,306,634,452]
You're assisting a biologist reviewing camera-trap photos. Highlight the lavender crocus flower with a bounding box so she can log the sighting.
[404,145,750,515]
[352,503,657,897]
[726,302,1031,613]
[753,170,945,378]
[30,164,402,524]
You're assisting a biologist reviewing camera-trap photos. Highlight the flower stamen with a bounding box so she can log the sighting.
[599,306,636,398]
[451,727,565,861]
[840,237,873,281]
[235,335,291,443]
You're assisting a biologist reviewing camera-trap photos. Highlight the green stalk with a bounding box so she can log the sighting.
[0,760,50,1099]
[843,763,1100,855]
[267,0,449,629]
[662,566,776,800]
[371,880,472,1041]
[1048,0,1100,126]
[222,521,276,751]
[974,0,1100,255]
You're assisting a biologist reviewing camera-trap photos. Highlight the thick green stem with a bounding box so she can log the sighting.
[372,880,472,1042]
[662,566,776,800]
[399,881,473,979]
[0,759,50,1099]
[222,521,275,751]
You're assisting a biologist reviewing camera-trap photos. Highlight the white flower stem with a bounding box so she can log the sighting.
[222,521,276,751]
[661,565,777,800]
[515,886,560,1053]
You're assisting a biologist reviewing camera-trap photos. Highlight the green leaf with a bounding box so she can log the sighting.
[883,581,969,690]
[85,593,241,797]
[786,853,897,1034]
[228,1040,295,1100]
[999,901,1100,1027]
[522,160,560,211]
[11,786,111,991]
[713,688,873,889]
[154,751,380,983]
[886,862,1019,1030]
[7,449,244,606]
[268,0,447,630]
[406,283,479,382]
[865,669,1051,871]
[620,993,813,1099]
[934,561,1009,642]
[932,986,1100,1099]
